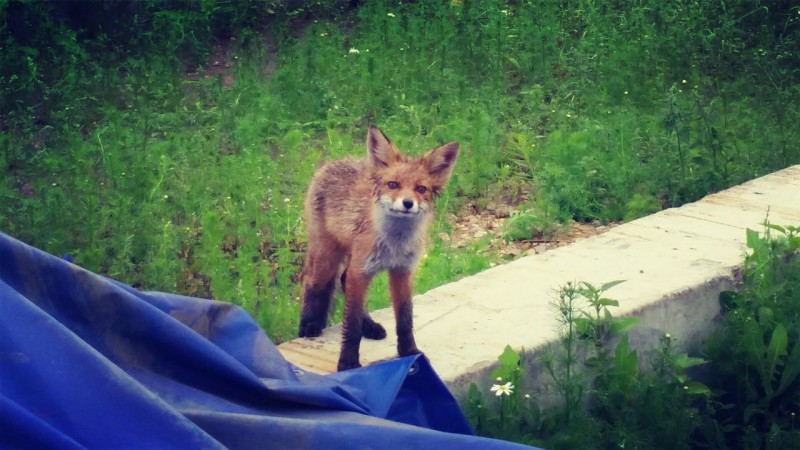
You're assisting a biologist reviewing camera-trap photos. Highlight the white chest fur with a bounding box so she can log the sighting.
[362,211,426,276]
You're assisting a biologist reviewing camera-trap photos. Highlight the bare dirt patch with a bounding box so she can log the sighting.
[441,202,616,261]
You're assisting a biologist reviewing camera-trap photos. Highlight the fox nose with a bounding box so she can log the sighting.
[402,198,414,210]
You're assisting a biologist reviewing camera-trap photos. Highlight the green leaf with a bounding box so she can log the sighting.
[682,381,711,396]
[615,333,630,355]
[756,306,773,324]
[497,345,520,368]
[763,323,788,395]
[598,298,619,307]
[765,223,785,234]
[788,235,800,252]
[745,228,760,250]
[467,383,484,409]
[673,353,708,370]
[574,317,594,338]
[505,56,521,70]
[600,279,626,292]
[613,334,638,373]
[775,341,800,397]
[609,316,639,335]
[741,317,765,365]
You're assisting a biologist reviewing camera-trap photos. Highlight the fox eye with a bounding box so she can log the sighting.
[415,186,428,194]
[387,181,400,189]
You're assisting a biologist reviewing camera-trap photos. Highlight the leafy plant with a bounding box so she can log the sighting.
[462,277,715,448]
[702,223,800,449]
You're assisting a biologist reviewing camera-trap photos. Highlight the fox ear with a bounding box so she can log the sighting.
[423,142,459,183]
[367,125,400,168]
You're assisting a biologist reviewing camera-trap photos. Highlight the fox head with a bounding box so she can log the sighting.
[366,125,459,220]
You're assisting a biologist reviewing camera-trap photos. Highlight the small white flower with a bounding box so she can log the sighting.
[681,79,687,84]
[496,376,502,382]
[387,12,396,17]
[348,48,360,54]
[490,382,514,396]
[284,198,290,203]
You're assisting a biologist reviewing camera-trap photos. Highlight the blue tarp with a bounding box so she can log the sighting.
[0,232,535,449]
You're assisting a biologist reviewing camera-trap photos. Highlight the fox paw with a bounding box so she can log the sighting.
[398,346,422,357]
[362,320,387,340]
[298,321,324,338]
[337,359,362,372]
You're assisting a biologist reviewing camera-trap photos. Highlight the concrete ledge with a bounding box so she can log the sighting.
[278,165,800,394]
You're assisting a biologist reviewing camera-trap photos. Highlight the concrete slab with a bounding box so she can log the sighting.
[278,165,800,393]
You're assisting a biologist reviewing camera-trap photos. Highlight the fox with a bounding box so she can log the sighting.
[298,125,459,371]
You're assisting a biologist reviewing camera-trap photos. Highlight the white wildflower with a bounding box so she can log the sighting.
[490,382,514,396]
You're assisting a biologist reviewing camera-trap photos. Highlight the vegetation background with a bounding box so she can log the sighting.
[2,0,799,343]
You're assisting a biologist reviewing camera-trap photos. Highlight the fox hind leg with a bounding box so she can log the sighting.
[299,245,344,338]
[298,277,335,338]
[362,313,387,340]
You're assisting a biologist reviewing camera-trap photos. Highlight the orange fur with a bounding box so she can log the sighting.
[298,125,459,371]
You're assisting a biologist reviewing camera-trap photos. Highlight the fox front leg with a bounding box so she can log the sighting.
[340,268,387,340]
[337,268,372,371]
[389,269,421,357]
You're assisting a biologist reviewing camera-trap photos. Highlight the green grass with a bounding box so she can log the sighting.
[2,0,799,342]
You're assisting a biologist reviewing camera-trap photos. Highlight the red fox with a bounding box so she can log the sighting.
[298,125,459,371]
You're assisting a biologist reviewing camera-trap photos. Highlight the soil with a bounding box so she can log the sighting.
[441,202,616,260]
